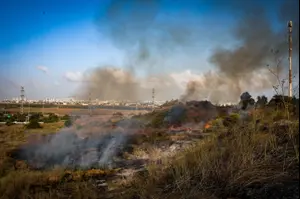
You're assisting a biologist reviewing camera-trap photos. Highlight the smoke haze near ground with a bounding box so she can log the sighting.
[15,116,146,169]
[76,0,299,103]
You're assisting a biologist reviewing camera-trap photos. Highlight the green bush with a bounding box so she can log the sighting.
[26,120,42,129]
[44,113,59,123]
[29,113,43,122]
[64,119,72,127]
[150,111,168,128]
[223,113,240,127]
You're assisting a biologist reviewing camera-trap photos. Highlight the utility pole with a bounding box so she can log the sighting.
[152,88,155,111]
[288,21,293,97]
[27,102,30,123]
[20,86,25,115]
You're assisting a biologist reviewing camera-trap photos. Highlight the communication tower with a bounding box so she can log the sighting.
[152,88,155,111]
[20,86,25,114]
[88,92,92,116]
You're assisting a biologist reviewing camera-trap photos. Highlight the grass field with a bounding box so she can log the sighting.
[4,107,148,116]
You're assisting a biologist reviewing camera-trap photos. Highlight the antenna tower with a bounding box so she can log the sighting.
[88,92,92,116]
[288,21,293,97]
[152,88,155,111]
[20,86,25,114]
[42,99,45,115]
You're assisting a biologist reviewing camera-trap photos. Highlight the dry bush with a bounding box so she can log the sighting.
[124,112,299,199]
[0,170,103,199]
[0,167,118,199]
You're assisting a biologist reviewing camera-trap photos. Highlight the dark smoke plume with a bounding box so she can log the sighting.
[78,0,203,101]
[76,67,180,101]
[180,0,299,103]
[77,67,139,101]
[78,0,299,103]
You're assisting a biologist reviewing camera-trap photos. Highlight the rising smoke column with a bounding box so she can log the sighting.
[77,67,139,101]
[181,0,299,103]
[77,0,299,103]
[77,0,203,101]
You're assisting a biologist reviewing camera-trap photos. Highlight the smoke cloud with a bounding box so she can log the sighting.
[77,0,205,101]
[14,116,145,169]
[181,0,299,103]
[77,0,299,103]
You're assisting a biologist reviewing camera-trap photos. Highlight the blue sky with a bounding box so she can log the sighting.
[0,0,297,101]
[0,0,123,99]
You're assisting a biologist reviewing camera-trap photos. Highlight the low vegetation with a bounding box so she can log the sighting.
[0,94,298,199]
[123,116,298,199]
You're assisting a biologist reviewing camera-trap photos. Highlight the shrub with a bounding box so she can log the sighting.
[26,120,42,129]
[125,115,299,199]
[29,113,43,122]
[150,111,168,128]
[64,119,72,127]
[44,113,59,123]
[223,113,240,127]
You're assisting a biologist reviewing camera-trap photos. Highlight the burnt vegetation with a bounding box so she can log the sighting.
[0,92,298,199]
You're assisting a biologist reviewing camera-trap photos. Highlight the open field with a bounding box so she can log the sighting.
[3,107,149,116]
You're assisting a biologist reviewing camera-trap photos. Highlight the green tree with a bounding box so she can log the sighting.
[256,95,268,108]
[239,92,255,110]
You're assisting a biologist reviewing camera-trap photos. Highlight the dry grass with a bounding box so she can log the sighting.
[123,113,299,199]
[5,107,148,116]
[0,123,120,199]
[0,107,298,199]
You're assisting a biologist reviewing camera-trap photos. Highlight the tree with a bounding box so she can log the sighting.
[256,95,268,108]
[239,92,255,110]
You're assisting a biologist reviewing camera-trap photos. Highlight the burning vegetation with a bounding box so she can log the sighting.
[0,0,299,198]
[0,92,299,199]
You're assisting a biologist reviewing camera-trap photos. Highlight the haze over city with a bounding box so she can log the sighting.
[1,0,299,103]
